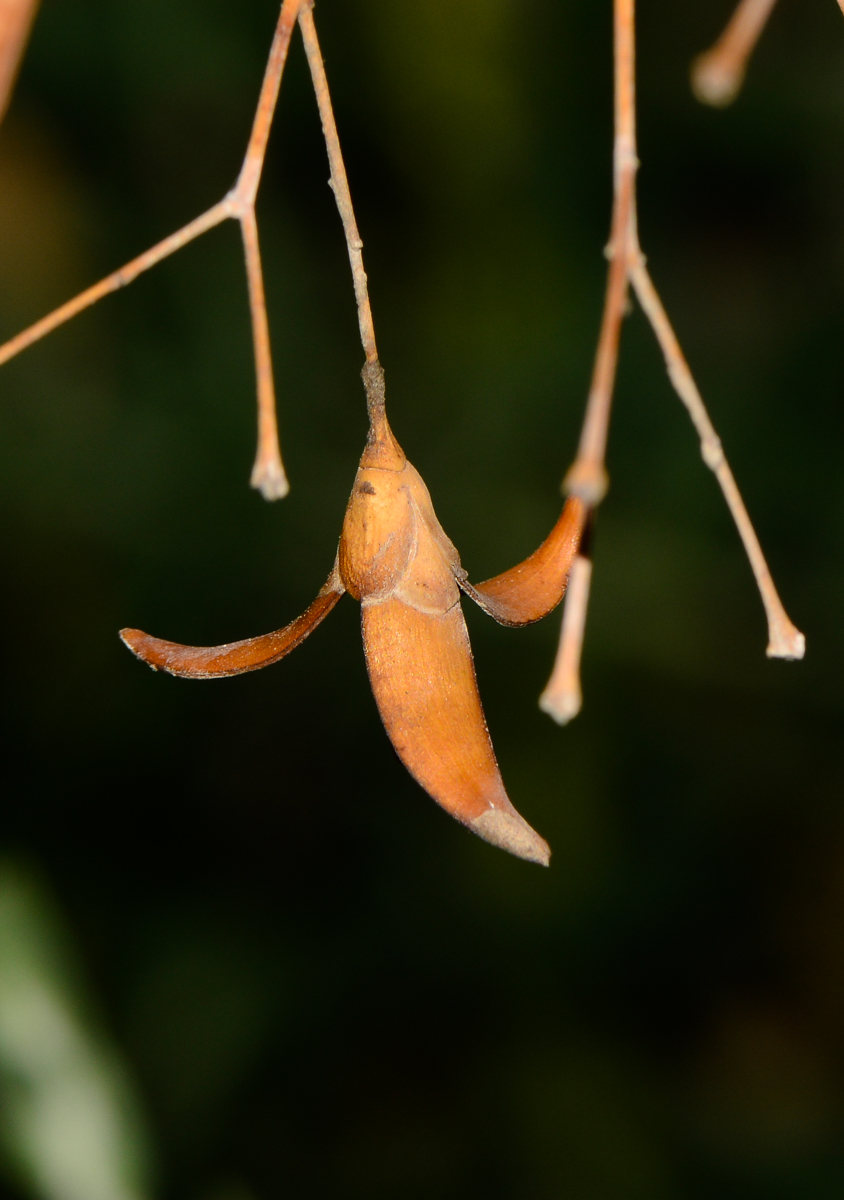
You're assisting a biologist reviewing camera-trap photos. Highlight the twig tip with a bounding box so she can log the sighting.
[766,624,806,661]
[691,54,743,107]
[251,458,290,501]
[539,685,582,727]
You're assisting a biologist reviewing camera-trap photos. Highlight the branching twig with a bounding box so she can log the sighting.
[542,0,804,723]
[692,0,780,107]
[0,0,308,499]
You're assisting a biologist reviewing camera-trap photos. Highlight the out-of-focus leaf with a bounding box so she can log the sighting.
[0,861,152,1200]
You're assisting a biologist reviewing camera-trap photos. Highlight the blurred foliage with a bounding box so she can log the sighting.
[0,0,842,1197]
[0,862,150,1200]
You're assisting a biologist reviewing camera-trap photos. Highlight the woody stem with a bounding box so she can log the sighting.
[298,3,379,372]
[0,0,307,499]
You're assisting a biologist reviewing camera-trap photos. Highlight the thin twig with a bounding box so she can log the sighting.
[236,0,303,208]
[0,200,233,368]
[692,0,779,107]
[544,0,637,721]
[298,3,379,366]
[627,255,804,659]
[540,548,593,726]
[543,0,803,721]
[0,0,38,122]
[0,0,306,498]
[241,208,288,498]
[563,0,636,508]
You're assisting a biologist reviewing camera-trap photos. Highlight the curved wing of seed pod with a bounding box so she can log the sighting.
[458,495,587,627]
[120,562,344,679]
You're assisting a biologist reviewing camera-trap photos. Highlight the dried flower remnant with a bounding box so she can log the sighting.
[122,361,586,865]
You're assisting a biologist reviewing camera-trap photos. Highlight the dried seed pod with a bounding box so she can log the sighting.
[340,420,550,865]
[122,361,568,865]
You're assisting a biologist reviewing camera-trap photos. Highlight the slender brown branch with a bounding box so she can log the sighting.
[241,209,288,498]
[628,255,804,659]
[692,0,779,107]
[0,0,306,497]
[298,3,379,367]
[545,0,636,722]
[543,0,803,722]
[563,0,636,508]
[0,200,233,368]
[236,0,303,207]
[540,548,593,725]
[0,0,39,123]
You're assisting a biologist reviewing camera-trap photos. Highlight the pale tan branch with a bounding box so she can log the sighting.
[0,200,233,368]
[540,553,593,725]
[628,255,804,660]
[241,209,288,499]
[549,0,636,722]
[564,0,636,508]
[298,4,378,366]
[236,0,303,206]
[0,0,308,497]
[544,0,803,724]
[0,0,39,123]
[692,0,779,107]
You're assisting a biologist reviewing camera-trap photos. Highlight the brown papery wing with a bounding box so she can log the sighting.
[362,597,550,865]
[460,495,587,627]
[121,566,344,679]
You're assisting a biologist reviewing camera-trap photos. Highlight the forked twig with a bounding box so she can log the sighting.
[542,0,804,724]
[0,0,309,499]
[692,0,780,107]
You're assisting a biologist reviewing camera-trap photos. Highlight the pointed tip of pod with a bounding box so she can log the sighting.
[472,809,551,867]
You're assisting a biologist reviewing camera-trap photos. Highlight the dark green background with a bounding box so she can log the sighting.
[0,0,842,1196]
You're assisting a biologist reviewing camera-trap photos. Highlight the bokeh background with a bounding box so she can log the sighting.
[0,0,841,1197]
